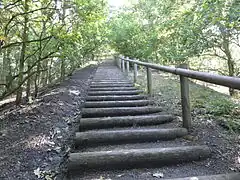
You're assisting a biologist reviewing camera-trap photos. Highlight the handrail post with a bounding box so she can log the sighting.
[122,59,125,73]
[147,67,153,96]
[179,64,191,130]
[126,57,130,75]
[134,62,138,83]
[118,58,122,69]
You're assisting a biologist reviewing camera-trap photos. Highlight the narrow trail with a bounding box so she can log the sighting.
[67,60,239,180]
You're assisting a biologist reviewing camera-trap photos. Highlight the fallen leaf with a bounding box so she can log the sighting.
[54,146,61,153]
[189,178,199,180]
[153,172,164,178]
[34,168,41,178]
[116,174,124,177]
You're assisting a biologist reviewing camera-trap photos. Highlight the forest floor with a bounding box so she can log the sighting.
[0,64,240,180]
[70,68,240,180]
[0,65,97,180]
[131,69,240,171]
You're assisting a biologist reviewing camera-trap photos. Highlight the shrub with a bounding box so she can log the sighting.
[207,98,237,116]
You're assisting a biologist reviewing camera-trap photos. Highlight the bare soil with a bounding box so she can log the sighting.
[0,64,239,180]
[0,65,97,180]
[70,68,240,180]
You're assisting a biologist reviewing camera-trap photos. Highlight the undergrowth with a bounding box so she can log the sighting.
[131,70,240,133]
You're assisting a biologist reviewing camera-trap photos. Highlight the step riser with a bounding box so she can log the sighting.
[90,84,133,88]
[91,82,131,84]
[91,81,131,83]
[168,173,240,180]
[68,146,211,171]
[89,87,137,91]
[80,115,174,131]
[84,100,152,108]
[88,90,143,96]
[85,95,147,101]
[75,128,188,146]
[82,107,162,118]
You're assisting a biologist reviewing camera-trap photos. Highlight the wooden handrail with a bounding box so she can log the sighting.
[117,56,239,130]
[120,57,240,90]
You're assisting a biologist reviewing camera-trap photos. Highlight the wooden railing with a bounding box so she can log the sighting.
[116,56,240,130]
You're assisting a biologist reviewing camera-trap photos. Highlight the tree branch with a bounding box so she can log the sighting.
[2,36,53,49]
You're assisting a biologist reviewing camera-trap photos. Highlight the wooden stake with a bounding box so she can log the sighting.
[147,67,153,96]
[179,64,191,130]
[134,63,138,83]
[122,59,125,73]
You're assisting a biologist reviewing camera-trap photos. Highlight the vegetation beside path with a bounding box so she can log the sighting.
[131,69,240,132]
[127,69,240,173]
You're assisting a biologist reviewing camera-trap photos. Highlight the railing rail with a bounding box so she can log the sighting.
[119,57,240,90]
[117,56,240,130]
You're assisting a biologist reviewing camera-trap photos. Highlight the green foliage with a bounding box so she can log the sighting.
[191,86,238,116]
[108,0,240,70]
[0,0,108,103]
[208,98,237,116]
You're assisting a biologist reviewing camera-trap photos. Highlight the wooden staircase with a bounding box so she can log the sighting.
[67,60,239,180]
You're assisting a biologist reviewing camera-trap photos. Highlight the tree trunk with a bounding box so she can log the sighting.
[222,34,235,96]
[42,59,48,86]
[60,58,65,80]
[26,63,31,101]
[34,62,40,98]
[60,0,67,81]
[48,58,53,84]
[16,0,29,105]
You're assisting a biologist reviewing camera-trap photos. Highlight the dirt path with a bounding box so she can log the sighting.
[0,61,239,180]
[68,61,239,180]
[0,65,97,180]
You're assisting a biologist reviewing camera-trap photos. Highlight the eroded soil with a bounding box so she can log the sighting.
[0,65,97,180]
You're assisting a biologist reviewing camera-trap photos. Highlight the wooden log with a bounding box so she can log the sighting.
[90,84,133,88]
[119,57,240,90]
[118,58,121,69]
[93,78,126,80]
[122,59,125,73]
[147,67,153,96]
[126,60,130,75]
[89,87,136,91]
[80,114,174,131]
[91,81,131,83]
[168,173,240,180]
[75,128,188,146]
[179,64,191,130]
[68,146,211,170]
[134,63,138,83]
[91,82,132,84]
[87,90,143,96]
[82,106,163,118]
[84,100,153,108]
[85,95,147,101]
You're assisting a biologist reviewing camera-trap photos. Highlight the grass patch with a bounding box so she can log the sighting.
[130,70,240,133]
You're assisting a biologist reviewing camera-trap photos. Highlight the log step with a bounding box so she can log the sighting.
[80,114,174,131]
[90,84,133,88]
[88,90,143,96]
[75,128,188,146]
[89,87,137,91]
[91,80,131,83]
[85,95,147,101]
[168,173,240,180]
[84,100,153,108]
[68,145,211,171]
[82,107,163,118]
[91,82,131,84]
